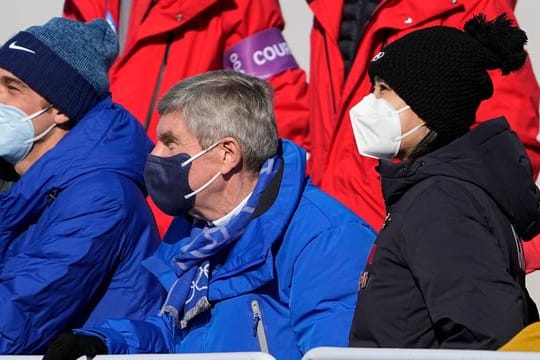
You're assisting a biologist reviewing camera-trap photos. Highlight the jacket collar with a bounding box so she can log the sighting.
[210,140,307,300]
[121,0,221,57]
[378,118,540,240]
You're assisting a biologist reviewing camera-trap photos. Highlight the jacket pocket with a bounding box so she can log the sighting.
[251,299,269,353]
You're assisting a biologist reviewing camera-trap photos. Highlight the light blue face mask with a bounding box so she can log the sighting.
[0,103,54,165]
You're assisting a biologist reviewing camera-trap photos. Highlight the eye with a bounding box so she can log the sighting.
[6,84,20,92]
[2,78,23,93]
[157,132,179,150]
[378,83,390,92]
[161,139,173,148]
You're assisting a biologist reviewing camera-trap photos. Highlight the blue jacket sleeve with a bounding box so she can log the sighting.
[75,315,174,354]
[0,189,128,353]
[288,221,376,354]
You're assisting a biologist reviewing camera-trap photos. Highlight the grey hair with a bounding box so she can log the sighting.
[158,70,279,171]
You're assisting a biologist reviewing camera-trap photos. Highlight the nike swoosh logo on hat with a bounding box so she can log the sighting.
[8,41,36,54]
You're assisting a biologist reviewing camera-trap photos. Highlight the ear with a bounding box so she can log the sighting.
[51,108,70,125]
[219,137,243,176]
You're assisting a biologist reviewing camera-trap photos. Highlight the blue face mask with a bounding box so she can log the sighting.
[143,142,222,216]
[0,103,54,165]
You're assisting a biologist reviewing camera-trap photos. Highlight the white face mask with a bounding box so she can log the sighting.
[350,93,423,159]
[0,103,55,165]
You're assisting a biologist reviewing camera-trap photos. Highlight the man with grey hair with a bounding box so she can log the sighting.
[44,70,376,360]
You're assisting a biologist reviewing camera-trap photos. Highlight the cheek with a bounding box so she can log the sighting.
[0,95,23,111]
[377,92,407,112]
[389,97,408,111]
[400,109,422,132]
[31,114,54,135]
[0,91,8,103]
[4,93,45,115]
[187,159,219,192]
[187,165,204,191]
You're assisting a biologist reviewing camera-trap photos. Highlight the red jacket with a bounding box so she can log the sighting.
[307,0,540,230]
[64,0,310,234]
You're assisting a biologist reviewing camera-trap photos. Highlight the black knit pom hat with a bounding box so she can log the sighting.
[368,13,528,142]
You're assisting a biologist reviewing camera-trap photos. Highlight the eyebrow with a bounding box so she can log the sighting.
[158,131,177,144]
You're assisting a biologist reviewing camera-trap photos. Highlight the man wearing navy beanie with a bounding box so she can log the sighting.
[0,18,164,354]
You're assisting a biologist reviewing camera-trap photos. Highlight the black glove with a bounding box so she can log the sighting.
[43,333,107,360]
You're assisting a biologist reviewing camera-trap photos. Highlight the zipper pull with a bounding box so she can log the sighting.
[251,300,270,352]
[252,301,261,337]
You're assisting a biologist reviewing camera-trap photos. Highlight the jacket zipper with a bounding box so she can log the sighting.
[322,33,337,115]
[511,225,525,271]
[144,33,173,130]
[251,300,269,353]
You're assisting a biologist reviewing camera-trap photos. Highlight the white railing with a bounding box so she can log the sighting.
[302,347,540,360]
[0,353,276,360]
[3,348,540,360]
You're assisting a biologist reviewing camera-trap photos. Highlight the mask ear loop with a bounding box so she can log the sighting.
[181,141,221,167]
[180,140,223,199]
[184,171,222,200]
[392,105,425,142]
[394,123,425,142]
[24,124,57,144]
[23,105,55,145]
[18,105,53,123]
[396,105,410,114]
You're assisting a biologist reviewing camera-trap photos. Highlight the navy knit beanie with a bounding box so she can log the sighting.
[0,17,118,121]
[368,13,528,142]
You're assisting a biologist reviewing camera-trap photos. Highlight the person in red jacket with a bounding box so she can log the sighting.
[63,0,310,235]
[306,0,540,267]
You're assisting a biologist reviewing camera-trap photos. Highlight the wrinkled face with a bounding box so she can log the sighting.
[151,112,224,217]
[0,67,54,136]
[152,112,206,157]
[372,77,428,159]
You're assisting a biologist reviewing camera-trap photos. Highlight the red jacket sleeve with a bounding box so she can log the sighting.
[523,236,540,273]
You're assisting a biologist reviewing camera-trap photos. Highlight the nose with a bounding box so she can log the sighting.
[150,142,168,157]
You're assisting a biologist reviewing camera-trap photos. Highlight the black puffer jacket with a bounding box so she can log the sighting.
[349,117,540,349]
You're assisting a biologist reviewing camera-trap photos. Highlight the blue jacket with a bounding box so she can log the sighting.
[0,98,163,354]
[77,140,376,360]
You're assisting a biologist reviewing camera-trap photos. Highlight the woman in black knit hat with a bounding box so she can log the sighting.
[348,13,540,349]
